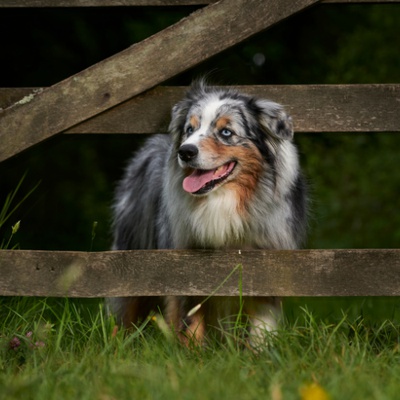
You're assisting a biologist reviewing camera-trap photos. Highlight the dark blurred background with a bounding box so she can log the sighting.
[0,3,399,252]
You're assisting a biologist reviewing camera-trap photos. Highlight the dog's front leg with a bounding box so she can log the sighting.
[247,297,281,349]
[165,296,206,348]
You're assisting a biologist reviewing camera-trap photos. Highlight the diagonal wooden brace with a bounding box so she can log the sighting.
[0,0,320,162]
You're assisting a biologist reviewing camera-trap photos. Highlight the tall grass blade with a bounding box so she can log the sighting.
[0,173,40,249]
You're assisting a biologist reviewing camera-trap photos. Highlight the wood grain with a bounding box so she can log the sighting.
[0,0,398,6]
[0,0,320,162]
[57,84,400,134]
[2,84,399,134]
[0,249,399,297]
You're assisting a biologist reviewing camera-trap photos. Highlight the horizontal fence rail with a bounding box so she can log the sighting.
[2,85,399,135]
[1,0,399,6]
[0,249,399,298]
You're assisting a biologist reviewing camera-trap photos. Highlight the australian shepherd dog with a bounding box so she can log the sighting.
[108,81,307,347]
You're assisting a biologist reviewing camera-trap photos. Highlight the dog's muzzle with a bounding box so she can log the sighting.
[178,144,198,163]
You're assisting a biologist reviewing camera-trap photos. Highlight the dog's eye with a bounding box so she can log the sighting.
[186,126,194,135]
[220,128,233,138]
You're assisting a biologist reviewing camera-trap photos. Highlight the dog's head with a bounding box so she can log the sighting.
[169,81,294,197]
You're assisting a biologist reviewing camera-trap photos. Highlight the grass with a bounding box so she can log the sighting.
[1,297,400,400]
[1,182,399,399]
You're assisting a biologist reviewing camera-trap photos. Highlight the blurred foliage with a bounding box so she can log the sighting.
[0,4,399,250]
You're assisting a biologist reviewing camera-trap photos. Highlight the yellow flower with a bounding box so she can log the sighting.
[300,383,330,400]
[270,383,283,400]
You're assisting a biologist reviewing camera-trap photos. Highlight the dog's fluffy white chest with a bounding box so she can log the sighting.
[169,187,247,248]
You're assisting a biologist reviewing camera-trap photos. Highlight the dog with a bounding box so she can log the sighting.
[108,80,307,347]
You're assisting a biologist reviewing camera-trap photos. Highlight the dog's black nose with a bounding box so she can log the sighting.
[178,144,199,162]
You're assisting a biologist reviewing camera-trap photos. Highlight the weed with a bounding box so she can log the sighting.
[0,174,39,249]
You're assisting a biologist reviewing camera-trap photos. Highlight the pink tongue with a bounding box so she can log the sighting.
[182,162,233,193]
[183,169,215,193]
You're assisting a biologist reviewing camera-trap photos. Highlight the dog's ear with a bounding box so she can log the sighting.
[169,100,191,138]
[254,99,294,140]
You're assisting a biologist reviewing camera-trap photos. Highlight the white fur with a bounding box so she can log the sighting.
[180,97,226,148]
[248,307,280,349]
[275,141,300,196]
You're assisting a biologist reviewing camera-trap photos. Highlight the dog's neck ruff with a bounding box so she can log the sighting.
[164,167,246,248]
[180,188,247,248]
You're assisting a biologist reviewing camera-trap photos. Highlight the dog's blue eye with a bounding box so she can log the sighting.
[220,128,233,137]
[186,126,194,135]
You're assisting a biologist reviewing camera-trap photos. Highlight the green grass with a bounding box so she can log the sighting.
[1,297,399,400]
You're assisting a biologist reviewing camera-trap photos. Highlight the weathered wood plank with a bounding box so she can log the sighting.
[0,0,320,162]
[0,0,397,6]
[2,85,398,133]
[0,249,399,297]
[61,84,400,134]
[0,88,44,110]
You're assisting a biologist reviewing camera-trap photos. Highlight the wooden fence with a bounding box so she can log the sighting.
[0,0,399,298]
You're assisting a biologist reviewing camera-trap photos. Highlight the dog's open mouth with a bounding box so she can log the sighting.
[182,161,236,195]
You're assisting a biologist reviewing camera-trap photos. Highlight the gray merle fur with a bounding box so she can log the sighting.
[108,81,307,343]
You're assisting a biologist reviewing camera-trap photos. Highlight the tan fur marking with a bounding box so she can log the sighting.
[215,116,231,131]
[198,137,264,216]
[226,144,263,215]
[190,115,200,130]
[198,136,221,155]
[181,312,206,348]
[165,297,206,347]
